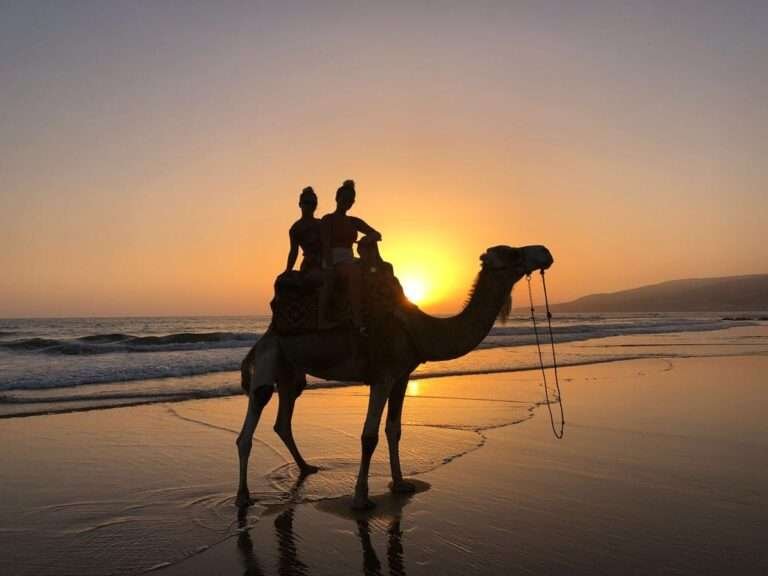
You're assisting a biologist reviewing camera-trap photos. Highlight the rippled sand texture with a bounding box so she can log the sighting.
[2,356,767,575]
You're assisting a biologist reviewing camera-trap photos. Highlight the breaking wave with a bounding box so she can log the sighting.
[0,331,260,355]
[0,313,765,417]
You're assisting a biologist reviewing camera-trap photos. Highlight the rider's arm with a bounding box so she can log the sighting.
[352,217,382,241]
[285,227,299,272]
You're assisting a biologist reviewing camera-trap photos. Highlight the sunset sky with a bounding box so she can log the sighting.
[2,1,766,317]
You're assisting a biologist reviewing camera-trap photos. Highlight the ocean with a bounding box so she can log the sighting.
[1,313,767,418]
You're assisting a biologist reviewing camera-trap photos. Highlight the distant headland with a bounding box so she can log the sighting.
[548,274,768,313]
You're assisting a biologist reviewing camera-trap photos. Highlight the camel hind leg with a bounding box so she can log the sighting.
[353,376,394,510]
[386,377,415,494]
[273,370,319,476]
[236,337,278,507]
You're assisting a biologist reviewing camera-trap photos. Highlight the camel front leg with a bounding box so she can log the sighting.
[274,373,319,476]
[386,377,415,494]
[236,385,273,507]
[353,378,393,510]
[236,340,278,507]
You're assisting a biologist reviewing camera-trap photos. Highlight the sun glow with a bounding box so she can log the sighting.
[401,276,427,304]
[380,230,472,311]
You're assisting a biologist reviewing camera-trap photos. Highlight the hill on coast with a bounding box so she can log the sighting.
[549,274,768,313]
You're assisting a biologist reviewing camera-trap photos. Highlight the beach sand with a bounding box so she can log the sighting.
[1,355,766,575]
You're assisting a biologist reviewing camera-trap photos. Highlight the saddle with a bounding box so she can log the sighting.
[270,271,322,335]
[271,239,407,336]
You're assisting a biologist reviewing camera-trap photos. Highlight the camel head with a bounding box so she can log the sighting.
[480,245,553,275]
[479,245,554,322]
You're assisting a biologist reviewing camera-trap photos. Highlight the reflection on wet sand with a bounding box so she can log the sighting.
[356,516,405,576]
[275,508,310,576]
[237,517,266,576]
[237,477,430,576]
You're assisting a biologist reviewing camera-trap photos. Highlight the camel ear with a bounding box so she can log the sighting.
[481,250,505,269]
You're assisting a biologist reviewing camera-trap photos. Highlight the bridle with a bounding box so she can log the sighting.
[483,247,565,439]
[527,270,565,439]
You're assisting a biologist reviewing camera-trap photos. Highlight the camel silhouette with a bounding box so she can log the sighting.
[236,244,553,509]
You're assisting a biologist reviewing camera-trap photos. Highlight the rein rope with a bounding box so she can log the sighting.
[527,271,565,439]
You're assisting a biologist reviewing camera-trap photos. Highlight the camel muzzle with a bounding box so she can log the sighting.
[521,245,554,275]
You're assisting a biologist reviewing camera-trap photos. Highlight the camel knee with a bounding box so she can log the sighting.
[361,432,379,455]
[273,421,292,441]
[236,434,252,456]
[385,423,401,443]
[254,385,274,407]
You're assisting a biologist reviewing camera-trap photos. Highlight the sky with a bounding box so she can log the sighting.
[1,1,766,317]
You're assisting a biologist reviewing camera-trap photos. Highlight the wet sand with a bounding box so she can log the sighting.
[1,356,767,575]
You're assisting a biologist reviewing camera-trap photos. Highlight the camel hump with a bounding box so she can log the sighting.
[271,256,407,337]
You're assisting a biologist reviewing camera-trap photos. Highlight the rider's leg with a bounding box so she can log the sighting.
[317,268,334,329]
[337,261,362,328]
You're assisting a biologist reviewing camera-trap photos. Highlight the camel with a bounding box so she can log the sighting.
[236,244,553,509]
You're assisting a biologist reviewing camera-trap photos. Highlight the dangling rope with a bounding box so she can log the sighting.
[527,271,565,439]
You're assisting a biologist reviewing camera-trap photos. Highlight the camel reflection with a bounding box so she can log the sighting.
[237,477,429,576]
[275,508,310,576]
[237,507,405,576]
[237,511,266,576]
[357,516,405,576]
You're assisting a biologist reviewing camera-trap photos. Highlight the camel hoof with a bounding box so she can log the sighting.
[351,496,376,511]
[299,464,320,476]
[389,480,417,494]
[235,492,255,508]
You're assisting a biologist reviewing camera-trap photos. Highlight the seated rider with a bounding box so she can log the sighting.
[321,180,381,328]
[285,186,322,275]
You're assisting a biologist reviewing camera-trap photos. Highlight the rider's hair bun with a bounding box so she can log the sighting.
[299,186,317,203]
[336,179,356,202]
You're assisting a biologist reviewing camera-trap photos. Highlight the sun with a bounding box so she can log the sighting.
[401,276,427,304]
[383,230,467,310]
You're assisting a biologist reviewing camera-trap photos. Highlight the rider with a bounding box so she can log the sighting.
[285,186,322,274]
[321,180,381,328]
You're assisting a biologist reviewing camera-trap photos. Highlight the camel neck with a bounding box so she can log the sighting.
[409,268,518,362]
